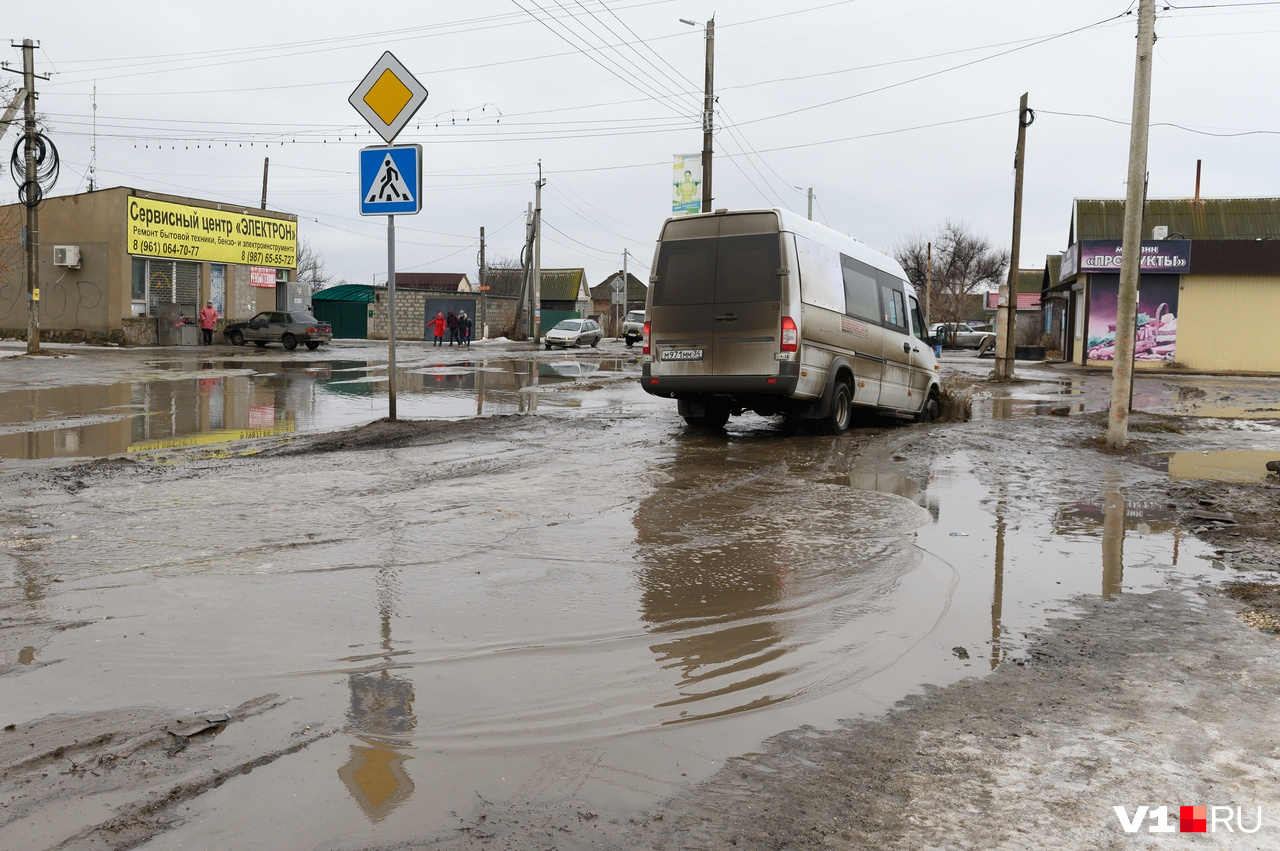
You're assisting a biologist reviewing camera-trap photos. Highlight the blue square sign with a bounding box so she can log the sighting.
[360,144,422,215]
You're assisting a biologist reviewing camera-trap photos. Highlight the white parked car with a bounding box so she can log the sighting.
[544,318,603,350]
[930,322,994,349]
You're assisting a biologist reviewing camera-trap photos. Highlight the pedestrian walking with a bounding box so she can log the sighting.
[446,310,458,346]
[198,301,218,345]
[458,311,472,347]
[432,311,446,346]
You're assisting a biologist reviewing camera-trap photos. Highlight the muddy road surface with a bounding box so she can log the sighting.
[2,340,1279,849]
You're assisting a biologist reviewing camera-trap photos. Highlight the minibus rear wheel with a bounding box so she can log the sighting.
[827,381,853,434]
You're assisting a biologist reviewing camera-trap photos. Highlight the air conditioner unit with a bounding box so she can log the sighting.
[1152,225,1169,240]
[53,245,81,268]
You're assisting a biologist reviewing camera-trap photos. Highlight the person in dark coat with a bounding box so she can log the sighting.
[458,311,473,347]
[446,310,458,346]
[432,312,446,346]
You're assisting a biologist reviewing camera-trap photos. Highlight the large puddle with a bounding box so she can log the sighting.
[0,355,640,460]
[3,415,1235,846]
[975,372,1280,421]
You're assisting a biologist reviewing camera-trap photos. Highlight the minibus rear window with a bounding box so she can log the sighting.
[715,234,780,303]
[653,234,781,305]
[653,239,716,305]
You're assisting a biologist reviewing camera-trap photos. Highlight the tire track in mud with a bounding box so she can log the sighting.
[1,694,338,850]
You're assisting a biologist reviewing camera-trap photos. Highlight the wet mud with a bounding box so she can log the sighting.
[2,342,1279,848]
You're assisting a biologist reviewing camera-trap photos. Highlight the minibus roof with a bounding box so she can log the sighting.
[660,208,913,287]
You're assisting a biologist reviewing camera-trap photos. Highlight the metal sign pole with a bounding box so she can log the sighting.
[387,213,397,421]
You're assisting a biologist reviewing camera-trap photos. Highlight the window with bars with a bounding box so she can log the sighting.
[144,259,201,317]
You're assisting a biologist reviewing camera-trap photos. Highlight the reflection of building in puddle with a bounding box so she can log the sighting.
[338,568,416,822]
[1054,492,1181,596]
[1165,451,1278,484]
[633,448,795,723]
[631,444,928,724]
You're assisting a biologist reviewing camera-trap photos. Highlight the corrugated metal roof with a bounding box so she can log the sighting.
[539,268,585,301]
[1072,198,1280,242]
[1043,254,1061,291]
[986,291,1042,310]
[1017,269,1041,293]
[313,284,377,303]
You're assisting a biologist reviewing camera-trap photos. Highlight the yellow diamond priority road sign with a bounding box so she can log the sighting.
[349,51,429,144]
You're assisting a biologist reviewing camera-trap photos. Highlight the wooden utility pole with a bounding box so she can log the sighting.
[995,92,1030,380]
[260,157,269,209]
[1107,0,1157,450]
[925,241,932,325]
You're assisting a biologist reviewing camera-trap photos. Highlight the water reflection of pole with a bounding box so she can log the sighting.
[338,565,416,822]
[991,501,1006,670]
[1101,491,1126,600]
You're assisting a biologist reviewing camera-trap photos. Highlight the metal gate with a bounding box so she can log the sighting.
[313,301,368,339]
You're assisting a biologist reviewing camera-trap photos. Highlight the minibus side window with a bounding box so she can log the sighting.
[840,255,880,323]
[909,296,929,342]
[653,239,717,305]
[877,271,907,331]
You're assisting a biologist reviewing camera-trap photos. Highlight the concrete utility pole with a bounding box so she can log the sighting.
[478,226,486,339]
[994,92,1031,381]
[683,18,714,213]
[1107,0,1157,450]
[22,40,40,355]
[702,18,714,213]
[806,187,813,221]
[620,248,629,334]
[532,162,544,344]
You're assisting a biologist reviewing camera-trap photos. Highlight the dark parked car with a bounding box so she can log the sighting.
[224,311,332,350]
[544,318,603,350]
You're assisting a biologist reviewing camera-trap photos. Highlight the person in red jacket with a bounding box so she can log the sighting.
[198,301,219,345]
[432,312,446,346]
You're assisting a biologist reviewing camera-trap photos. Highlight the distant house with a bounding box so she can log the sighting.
[590,270,647,334]
[984,269,1043,343]
[394,272,474,292]
[1047,197,1280,372]
[537,268,591,328]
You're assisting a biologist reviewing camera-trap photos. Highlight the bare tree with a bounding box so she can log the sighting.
[894,220,1008,338]
[296,237,332,295]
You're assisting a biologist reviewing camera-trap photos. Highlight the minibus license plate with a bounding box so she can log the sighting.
[661,349,703,362]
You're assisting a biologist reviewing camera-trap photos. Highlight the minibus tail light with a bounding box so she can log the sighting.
[642,320,651,356]
[780,316,798,353]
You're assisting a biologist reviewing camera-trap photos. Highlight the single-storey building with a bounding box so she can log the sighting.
[1047,197,1280,373]
[984,269,1043,344]
[590,270,647,335]
[0,187,301,345]
[536,268,591,329]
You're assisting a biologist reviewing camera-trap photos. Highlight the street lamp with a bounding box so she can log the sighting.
[680,17,715,214]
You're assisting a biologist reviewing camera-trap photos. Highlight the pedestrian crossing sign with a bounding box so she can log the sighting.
[359,144,422,216]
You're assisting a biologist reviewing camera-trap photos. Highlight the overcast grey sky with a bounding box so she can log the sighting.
[5,1,1279,289]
